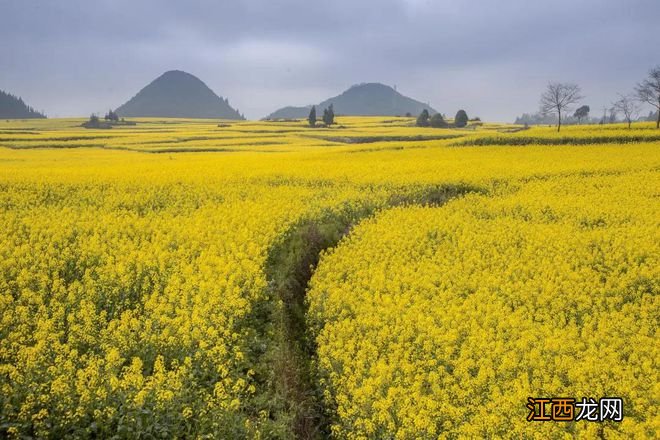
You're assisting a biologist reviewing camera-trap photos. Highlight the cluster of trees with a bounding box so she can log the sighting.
[515,106,655,127]
[537,65,660,131]
[82,114,103,128]
[416,109,469,128]
[83,111,132,129]
[307,104,335,127]
[514,113,561,126]
[104,109,120,122]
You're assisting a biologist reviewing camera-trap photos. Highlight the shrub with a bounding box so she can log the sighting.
[429,113,448,128]
[455,109,469,127]
[416,109,430,127]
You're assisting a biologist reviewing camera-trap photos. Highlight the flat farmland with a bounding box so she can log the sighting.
[1,117,658,438]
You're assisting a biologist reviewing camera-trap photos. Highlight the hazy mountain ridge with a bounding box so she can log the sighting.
[0,90,46,119]
[116,70,244,119]
[266,83,436,119]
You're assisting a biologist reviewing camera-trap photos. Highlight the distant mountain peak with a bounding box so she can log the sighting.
[158,70,199,80]
[162,69,190,75]
[116,70,243,119]
[348,82,394,90]
[266,82,435,119]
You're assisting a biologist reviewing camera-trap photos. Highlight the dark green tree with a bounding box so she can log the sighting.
[308,106,316,127]
[573,105,590,124]
[430,113,448,128]
[454,109,468,127]
[104,110,120,122]
[323,104,335,125]
[82,114,101,128]
[416,109,430,127]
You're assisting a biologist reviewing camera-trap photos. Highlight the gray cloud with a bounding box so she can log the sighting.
[1,0,658,120]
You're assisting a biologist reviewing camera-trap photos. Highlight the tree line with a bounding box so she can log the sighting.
[307,104,335,127]
[414,109,471,128]
[0,90,46,119]
[537,65,660,131]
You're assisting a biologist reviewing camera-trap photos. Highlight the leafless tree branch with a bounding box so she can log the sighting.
[539,82,584,131]
[635,66,660,128]
[612,94,640,128]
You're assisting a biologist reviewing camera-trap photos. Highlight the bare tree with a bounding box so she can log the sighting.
[540,82,584,132]
[608,107,617,124]
[612,94,640,129]
[636,66,660,128]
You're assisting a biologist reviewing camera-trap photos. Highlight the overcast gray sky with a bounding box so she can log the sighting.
[1,0,658,121]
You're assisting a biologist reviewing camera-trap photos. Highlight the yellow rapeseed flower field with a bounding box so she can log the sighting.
[308,171,659,439]
[0,117,658,438]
